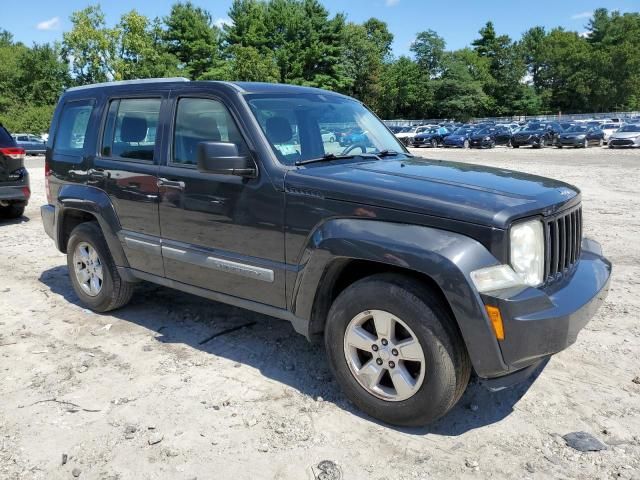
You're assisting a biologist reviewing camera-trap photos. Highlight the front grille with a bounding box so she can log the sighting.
[610,139,634,146]
[544,205,582,281]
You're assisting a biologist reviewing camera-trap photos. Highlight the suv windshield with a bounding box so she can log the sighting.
[246,93,406,165]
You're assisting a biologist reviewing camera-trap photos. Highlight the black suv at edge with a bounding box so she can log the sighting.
[41,79,611,427]
[0,123,30,218]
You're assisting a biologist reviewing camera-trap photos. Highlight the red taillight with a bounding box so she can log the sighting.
[45,158,52,204]
[0,147,25,160]
[22,186,31,201]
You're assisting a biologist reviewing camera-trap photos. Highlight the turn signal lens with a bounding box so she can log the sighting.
[485,305,505,341]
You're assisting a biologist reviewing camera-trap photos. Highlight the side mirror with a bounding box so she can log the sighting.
[196,141,256,177]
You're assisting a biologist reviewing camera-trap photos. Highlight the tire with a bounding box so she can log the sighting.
[0,203,25,219]
[324,274,471,427]
[512,144,519,148]
[463,139,469,149]
[67,222,134,312]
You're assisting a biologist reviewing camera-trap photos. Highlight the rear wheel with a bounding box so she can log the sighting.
[0,202,25,219]
[67,222,134,312]
[324,274,471,426]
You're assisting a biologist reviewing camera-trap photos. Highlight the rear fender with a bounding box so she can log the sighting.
[55,184,128,267]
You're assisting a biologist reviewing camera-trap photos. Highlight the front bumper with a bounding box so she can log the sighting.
[512,137,539,146]
[480,238,611,378]
[470,138,492,148]
[559,138,584,146]
[609,138,640,147]
[41,204,56,242]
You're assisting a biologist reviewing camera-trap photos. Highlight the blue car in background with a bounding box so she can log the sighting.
[13,133,46,155]
[443,127,474,148]
[339,128,370,147]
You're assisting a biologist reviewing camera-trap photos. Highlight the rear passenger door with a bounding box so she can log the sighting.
[157,92,286,308]
[93,95,167,277]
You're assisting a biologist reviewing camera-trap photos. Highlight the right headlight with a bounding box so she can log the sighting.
[510,219,545,287]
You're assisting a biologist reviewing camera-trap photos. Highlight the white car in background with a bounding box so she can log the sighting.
[608,124,640,148]
[601,123,620,144]
[395,126,431,146]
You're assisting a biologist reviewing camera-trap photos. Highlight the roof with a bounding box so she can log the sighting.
[64,77,347,98]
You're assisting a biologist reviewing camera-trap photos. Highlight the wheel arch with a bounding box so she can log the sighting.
[291,218,509,377]
[54,184,129,267]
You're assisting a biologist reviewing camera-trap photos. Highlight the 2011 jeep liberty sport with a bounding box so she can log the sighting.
[41,78,611,426]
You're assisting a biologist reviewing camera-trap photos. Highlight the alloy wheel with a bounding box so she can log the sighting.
[343,310,426,402]
[73,242,104,297]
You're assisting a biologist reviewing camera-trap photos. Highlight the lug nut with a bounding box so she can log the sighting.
[392,349,398,356]
[381,339,388,346]
[376,358,383,366]
[371,344,379,352]
[388,361,395,369]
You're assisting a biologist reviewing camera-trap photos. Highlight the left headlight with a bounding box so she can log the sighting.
[510,219,544,286]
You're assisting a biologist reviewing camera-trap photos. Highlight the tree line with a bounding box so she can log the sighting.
[1,1,639,133]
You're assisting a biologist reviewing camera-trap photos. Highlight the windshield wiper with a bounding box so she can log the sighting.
[295,152,380,166]
[295,149,412,166]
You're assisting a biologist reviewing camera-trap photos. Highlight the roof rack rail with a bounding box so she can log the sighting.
[66,77,190,92]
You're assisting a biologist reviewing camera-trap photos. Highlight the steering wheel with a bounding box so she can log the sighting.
[341,143,367,155]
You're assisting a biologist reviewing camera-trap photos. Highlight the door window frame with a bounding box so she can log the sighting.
[167,93,255,171]
[98,95,165,165]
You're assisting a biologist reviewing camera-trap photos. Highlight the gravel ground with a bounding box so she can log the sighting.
[1,147,639,480]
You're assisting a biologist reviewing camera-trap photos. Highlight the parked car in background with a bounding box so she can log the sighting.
[600,123,619,144]
[443,127,474,148]
[411,126,450,147]
[12,133,46,155]
[608,124,640,148]
[512,122,562,148]
[470,126,513,148]
[557,125,604,148]
[320,129,336,143]
[0,124,30,218]
[339,128,370,147]
[395,126,430,146]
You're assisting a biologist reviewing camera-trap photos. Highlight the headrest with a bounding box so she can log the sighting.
[120,116,148,143]
[265,117,292,144]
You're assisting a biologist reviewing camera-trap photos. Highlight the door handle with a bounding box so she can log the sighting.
[157,178,186,190]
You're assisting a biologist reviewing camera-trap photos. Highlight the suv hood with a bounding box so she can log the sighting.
[286,157,580,228]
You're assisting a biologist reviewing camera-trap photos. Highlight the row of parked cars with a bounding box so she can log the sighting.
[389,118,640,149]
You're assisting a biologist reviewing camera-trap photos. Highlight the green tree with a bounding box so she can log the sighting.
[163,1,221,79]
[15,43,69,105]
[62,5,119,84]
[410,29,446,77]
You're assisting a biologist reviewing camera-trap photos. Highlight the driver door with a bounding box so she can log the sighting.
[157,92,286,308]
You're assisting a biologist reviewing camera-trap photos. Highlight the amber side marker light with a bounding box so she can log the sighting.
[485,305,505,340]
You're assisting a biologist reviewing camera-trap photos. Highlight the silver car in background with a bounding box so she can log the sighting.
[12,133,46,155]
[608,124,640,148]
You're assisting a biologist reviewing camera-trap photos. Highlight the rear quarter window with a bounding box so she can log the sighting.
[53,101,94,156]
[0,126,16,147]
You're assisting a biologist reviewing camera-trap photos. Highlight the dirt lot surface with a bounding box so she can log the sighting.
[1,147,639,480]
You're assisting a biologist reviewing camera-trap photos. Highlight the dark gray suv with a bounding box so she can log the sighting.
[0,124,30,219]
[41,78,611,426]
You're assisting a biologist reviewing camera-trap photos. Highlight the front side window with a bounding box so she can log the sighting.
[246,93,405,166]
[53,101,94,156]
[173,97,248,166]
[102,98,161,161]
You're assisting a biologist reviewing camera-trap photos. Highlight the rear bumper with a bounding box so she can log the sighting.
[479,238,611,379]
[0,173,30,204]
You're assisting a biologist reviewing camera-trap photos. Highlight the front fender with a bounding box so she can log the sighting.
[292,218,508,377]
[55,184,129,267]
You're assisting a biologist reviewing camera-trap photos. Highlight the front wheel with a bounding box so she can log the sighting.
[67,222,134,312]
[324,274,471,427]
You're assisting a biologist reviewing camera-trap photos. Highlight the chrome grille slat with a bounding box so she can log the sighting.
[544,205,582,283]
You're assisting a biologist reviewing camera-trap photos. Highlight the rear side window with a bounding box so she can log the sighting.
[0,126,16,147]
[53,102,94,156]
[102,98,161,161]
